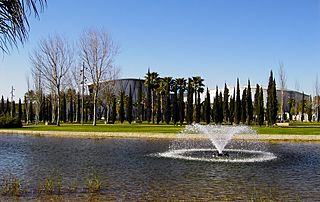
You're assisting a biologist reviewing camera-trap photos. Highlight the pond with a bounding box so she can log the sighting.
[0,135,319,200]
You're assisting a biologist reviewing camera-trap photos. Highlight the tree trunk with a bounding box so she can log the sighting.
[93,92,97,126]
[56,92,60,126]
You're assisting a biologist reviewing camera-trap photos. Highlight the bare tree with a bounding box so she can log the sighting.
[32,66,43,124]
[30,34,73,126]
[79,29,119,126]
[278,62,287,121]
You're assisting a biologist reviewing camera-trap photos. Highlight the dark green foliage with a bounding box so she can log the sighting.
[301,93,305,122]
[77,93,81,123]
[186,78,194,124]
[29,99,33,123]
[176,78,186,125]
[254,84,260,124]
[145,70,152,123]
[165,81,171,124]
[24,96,27,123]
[11,100,15,118]
[246,80,253,125]
[0,114,22,128]
[61,93,67,123]
[119,91,125,123]
[18,98,22,121]
[212,86,218,123]
[69,94,74,122]
[47,95,52,123]
[223,83,229,123]
[235,78,241,124]
[137,80,143,122]
[6,98,10,114]
[0,96,4,114]
[172,84,179,124]
[307,96,312,122]
[111,96,117,124]
[257,87,265,126]
[218,92,223,123]
[195,91,201,123]
[156,93,161,124]
[127,86,133,124]
[205,88,211,124]
[287,98,295,121]
[241,88,247,124]
[266,71,278,125]
[229,88,235,124]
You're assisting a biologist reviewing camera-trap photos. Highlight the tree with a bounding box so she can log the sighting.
[6,98,10,114]
[315,75,320,122]
[257,87,265,126]
[11,100,15,118]
[229,88,235,124]
[144,70,160,124]
[218,92,223,123]
[61,92,67,123]
[162,77,173,124]
[301,92,305,122]
[192,76,204,123]
[246,80,253,125]
[278,62,287,122]
[307,96,312,122]
[223,83,229,123]
[127,86,133,124]
[288,98,295,121]
[176,78,187,125]
[172,83,179,124]
[205,88,211,124]
[111,96,117,124]
[30,34,73,126]
[18,98,22,121]
[186,78,194,124]
[266,71,278,125]
[241,88,247,124]
[80,28,119,126]
[119,91,125,123]
[234,78,241,124]
[69,92,74,122]
[156,92,162,124]
[137,80,143,122]
[254,84,260,124]
[0,0,46,53]
[0,96,4,114]
[24,95,27,123]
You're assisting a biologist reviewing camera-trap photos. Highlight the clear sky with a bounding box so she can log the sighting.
[0,0,319,101]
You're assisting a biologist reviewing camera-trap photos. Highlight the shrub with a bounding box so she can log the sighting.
[0,114,22,128]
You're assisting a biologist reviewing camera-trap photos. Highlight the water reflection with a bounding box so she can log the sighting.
[0,135,319,200]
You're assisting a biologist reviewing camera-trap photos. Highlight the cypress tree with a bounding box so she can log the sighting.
[145,70,152,123]
[18,98,22,121]
[301,92,305,122]
[266,71,278,125]
[254,84,260,124]
[205,88,211,124]
[235,79,241,124]
[62,93,67,123]
[0,96,4,114]
[111,96,117,124]
[11,100,15,117]
[307,96,312,122]
[156,93,161,124]
[177,78,186,125]
[223,83,229,123]
[24,96,27,123]
[195,90,201,123]
[257,87,265,126]
[127,86,133,124]
[218,92,224,123]
[246,80,253,125]
[119,91,125,123]
[172,84,179,124]
[69,94,74,122]
[29,100,33,123]
[186,78,193,124]
[6,98,10,115]
[229,88,235,124]
[241,89,247,124]
[212,86,219,123]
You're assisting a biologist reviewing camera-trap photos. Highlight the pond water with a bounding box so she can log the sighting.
[0,135,319,200]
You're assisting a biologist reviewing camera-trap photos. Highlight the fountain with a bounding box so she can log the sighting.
[156,124,276,163]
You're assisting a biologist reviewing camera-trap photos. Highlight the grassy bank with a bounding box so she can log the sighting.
[1,122,320,135]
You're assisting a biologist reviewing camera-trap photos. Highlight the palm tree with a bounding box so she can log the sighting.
[192,76,204,123]
[161,77,174,124]
[0,0,46,53]
[176,78,187,124]
[144,70,160,123]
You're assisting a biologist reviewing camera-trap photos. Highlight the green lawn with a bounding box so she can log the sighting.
[1,122,320,135]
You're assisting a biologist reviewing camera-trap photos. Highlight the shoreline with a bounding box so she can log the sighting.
[0,129,320,142]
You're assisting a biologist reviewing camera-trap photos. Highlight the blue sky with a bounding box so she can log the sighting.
[0,0,319,100]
